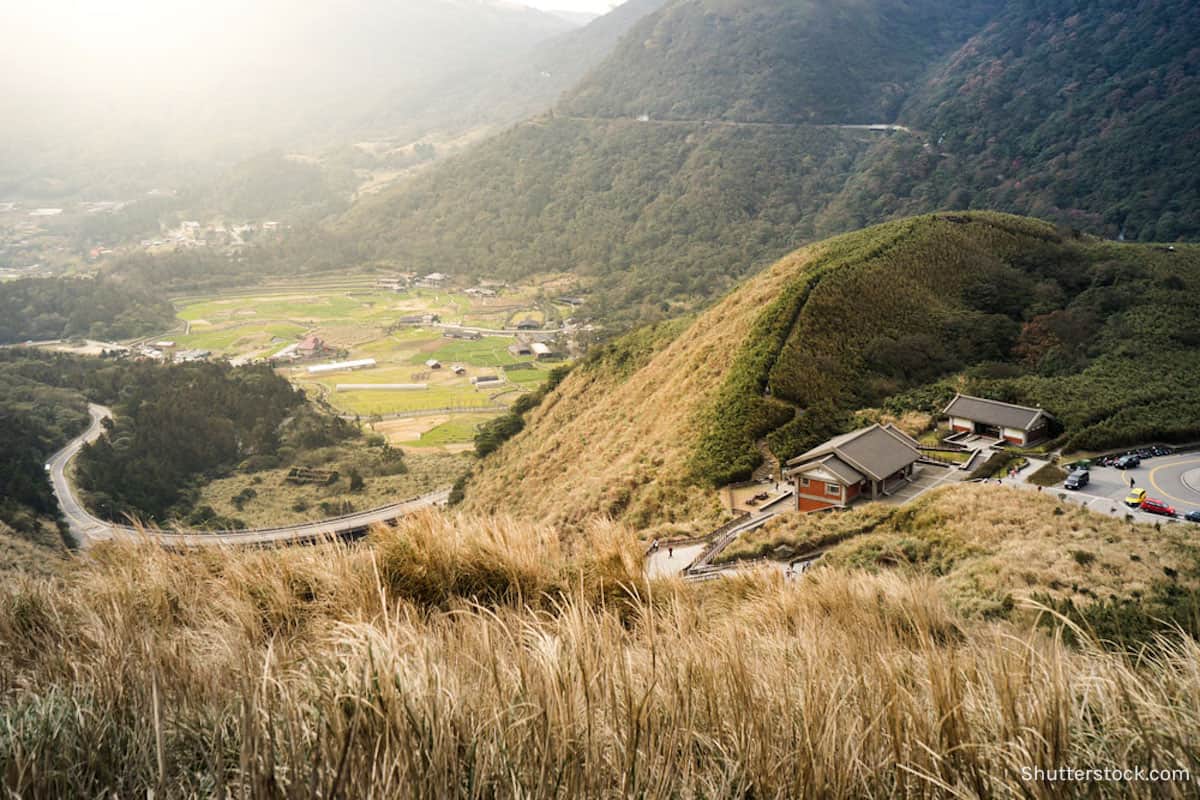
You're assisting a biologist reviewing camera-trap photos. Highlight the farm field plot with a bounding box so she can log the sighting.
[370,414,493,449]
[416,338,524,368]
[305,382,497,416]
[166,281,568,427]
[505,367,550,386]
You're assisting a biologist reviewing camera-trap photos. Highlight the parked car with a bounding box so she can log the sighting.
[1064,470,1090,490]
[1125,487,1147,507]
[1115,454,1141,469]
[1185,510,1200,523]
[1140,497,1177,517]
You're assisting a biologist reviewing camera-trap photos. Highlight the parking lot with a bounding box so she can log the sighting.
[1047,453,1200,523]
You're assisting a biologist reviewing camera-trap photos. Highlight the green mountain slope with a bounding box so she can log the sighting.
[824,0,1200,241]
[339,0,1200,324]
[341,118,876,319]
[462,213,1200,528]
[561,0,1000,123]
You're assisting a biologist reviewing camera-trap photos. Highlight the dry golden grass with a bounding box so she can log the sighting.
[1,510,1199,797]
[464,246,825,532]
[855,408,934,437]
[724,484,1199,616]
[0,521,65,578]
[194,449,469,527]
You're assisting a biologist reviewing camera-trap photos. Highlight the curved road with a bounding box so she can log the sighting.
[1145,455,1200,511]
[48,403,450,548]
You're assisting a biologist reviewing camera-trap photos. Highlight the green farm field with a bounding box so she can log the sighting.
[167,281,568,425]
[404,414,494,448]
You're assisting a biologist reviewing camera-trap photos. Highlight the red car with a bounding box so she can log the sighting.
[1140,497,1177,517]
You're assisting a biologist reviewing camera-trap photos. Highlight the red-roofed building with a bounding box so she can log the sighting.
[297,335,325,357]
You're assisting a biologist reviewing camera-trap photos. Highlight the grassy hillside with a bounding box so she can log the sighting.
[2,510,1198,796]
[723,483,1200,624]
[461,245,820,531]
[465,213,1200,526]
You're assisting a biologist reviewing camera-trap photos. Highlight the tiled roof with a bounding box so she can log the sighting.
[786,424,921,483]
[943,394,1048,431]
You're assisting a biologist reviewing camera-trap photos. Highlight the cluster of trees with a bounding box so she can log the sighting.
[75,362,357,524]
[450,364,572,505]
[0,353,92,538]
[103,227,372,296]
[209,152,353,223]
[0,348,406,533]
[0,349,134,546]
[0,276,174,344]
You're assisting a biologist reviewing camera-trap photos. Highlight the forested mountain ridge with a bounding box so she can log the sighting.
[460,213,1200,530]
[338,0,1200,324]
[340,118,876,320]
[560,0,1001,123]
[826,0,1200,241]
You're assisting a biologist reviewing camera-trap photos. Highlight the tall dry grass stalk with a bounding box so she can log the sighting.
[1,510,1198,797]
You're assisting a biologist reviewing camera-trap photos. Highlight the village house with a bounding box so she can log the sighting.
[943,394,1053,446]
[508,342,533,357]
[784,424,923,512]
[173,349,211,363]
[396,313,440,326]
[296,334,326,358]
[530,342,559,360]
[415,272,449,288]
[516,319,542,331]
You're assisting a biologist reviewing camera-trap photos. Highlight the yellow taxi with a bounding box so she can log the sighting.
[1124,487,1147,507]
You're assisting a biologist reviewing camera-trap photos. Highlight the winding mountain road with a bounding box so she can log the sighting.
[48,403,450,548]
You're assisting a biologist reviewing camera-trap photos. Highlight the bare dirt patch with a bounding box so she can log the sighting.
[372,415,450,443]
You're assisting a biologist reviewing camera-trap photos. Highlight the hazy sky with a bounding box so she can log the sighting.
[521,0,623,13]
